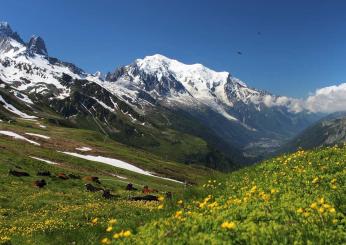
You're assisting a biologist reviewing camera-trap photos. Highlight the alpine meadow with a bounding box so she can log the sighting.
[0,1,345,244]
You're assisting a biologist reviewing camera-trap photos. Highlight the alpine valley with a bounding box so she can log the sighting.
[0,22,321,171]
[1,20,346,245]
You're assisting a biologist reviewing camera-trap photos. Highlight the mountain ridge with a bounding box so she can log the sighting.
[0,22,322,169]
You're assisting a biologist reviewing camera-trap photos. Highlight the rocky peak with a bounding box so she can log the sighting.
[0,21,24,44]
[27,35,48,56]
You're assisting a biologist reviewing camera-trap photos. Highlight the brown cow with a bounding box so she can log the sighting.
[82,176,101,184]
[57,173,69,180]
[142,185,158,194]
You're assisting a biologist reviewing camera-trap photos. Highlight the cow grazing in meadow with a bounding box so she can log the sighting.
[9,170,30,177]
[85,183,103,192]
[57,173,69,180]
[142,185,158,194]
[68,174,81,179]
[37,171,51,176]
[165,191,173,200]
[82,176,101,184]
[130,195,159,201]
[126,183,138,191]
[34,179,47,188]
[102,189,116,199]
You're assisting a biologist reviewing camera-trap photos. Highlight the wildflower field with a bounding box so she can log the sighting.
[0,119,345,244]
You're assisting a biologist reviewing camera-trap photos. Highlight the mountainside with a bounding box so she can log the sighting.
[2,126,344,244]
[0,22,321,169]
[103,54,320,158]
[279,112,346,153]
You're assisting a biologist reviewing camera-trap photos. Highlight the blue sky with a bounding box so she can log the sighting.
[1,0,346,97]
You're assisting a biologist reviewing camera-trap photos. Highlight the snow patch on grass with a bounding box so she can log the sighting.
[0,130,40,145]
[30,156,58,165]
[75,147,92,151]
[25,133,50,139]
[60,151,183,184]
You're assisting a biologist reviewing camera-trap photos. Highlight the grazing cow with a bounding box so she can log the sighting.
[37,171,51,177]
[165,192,173,200]
[85,183,103,192]
[142,185,158,194]
[68,174,81,179]
[82,176,101,184]
[34,179,47,188]
[9,170,30,177]
[125,183,138,191]
[102,189,116,199]
[57,173,69,180]
[130,195,159,201]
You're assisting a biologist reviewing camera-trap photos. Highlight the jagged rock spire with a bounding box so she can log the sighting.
[27,35,48,56]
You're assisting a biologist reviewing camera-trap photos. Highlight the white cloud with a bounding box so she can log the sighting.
[304,83,346,113]
[256,83,346,114]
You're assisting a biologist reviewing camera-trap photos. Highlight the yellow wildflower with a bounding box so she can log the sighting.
[312,177,319,184]
[177,200,183,205]
[106,226,113,232]
[108,219,117,225]
[101,238,111,244]
[310,202,318,209]
[175,210,183,218]
[91,218,98,224]
[221,221,236,230]
[123,230,132,237]
[158,196,164,202]
[318,197,325,204]
[158,204,164,209]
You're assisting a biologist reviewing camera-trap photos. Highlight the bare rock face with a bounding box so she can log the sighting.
[27,36,48,56]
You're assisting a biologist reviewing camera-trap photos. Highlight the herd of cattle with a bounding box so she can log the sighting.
[8,169,172,201]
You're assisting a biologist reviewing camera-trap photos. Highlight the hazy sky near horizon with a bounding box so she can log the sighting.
[1,0,346,97]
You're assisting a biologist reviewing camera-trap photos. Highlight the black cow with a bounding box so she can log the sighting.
[9,170,30,177]
[85,183,103,192]
[125,183,138,191]
[34,179,47,188]
[130,195,159,201]
[37,171,51,177]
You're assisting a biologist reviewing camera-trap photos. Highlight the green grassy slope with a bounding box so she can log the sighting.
[125,146,345,244]
[1,118,345,244]
[0,118,220,244]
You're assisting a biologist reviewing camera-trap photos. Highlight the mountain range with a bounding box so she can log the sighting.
[0,22,326,170]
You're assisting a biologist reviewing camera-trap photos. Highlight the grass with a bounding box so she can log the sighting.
[0,118,219,244]
[0,118,345,244]
[125,146,345,244]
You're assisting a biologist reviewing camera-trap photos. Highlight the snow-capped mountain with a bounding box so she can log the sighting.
[102,54,319,153]
[103,54,303,121]
[0,22,321,168]
[0,22,85,100]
